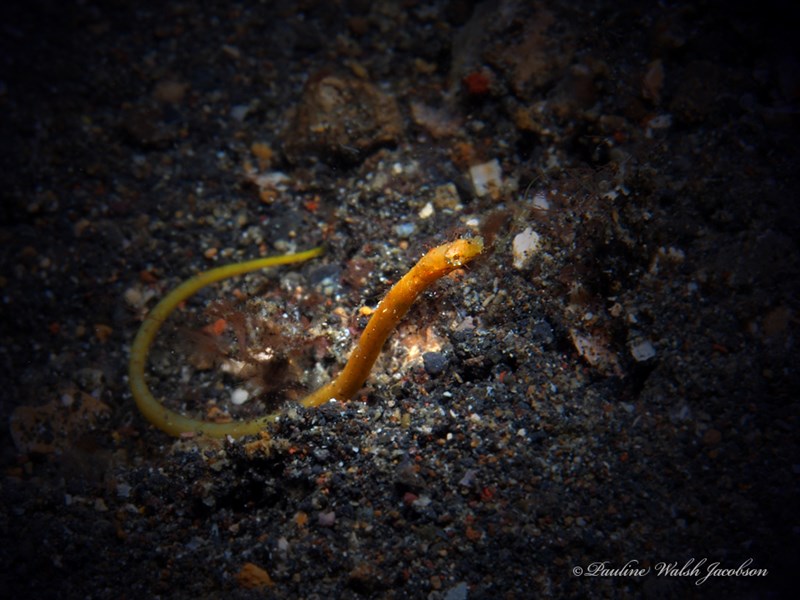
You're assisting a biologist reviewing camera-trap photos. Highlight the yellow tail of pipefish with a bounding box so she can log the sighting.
[128,247,324,438]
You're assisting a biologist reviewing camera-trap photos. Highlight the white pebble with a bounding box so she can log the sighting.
[394,222,416,238]
[123,287,143,308]
[469,159,502,198]
[512,227,542,269]
[533,191,550,211]
[231,388,250,405]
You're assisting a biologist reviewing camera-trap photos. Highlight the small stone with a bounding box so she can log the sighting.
[123,287,144,308]
[418,202,434,219]
[532,191,550,211]
[531,320,555,345]
[235,562,274,590]
[318,510,336,527]
[458,469,477,487]
[444,581,469,600]
[423,352,448,376]
[282,74,403,165]
[394,222,416,238]
[570,329,623,377]
[230,104,250,122]
[231,388,250,405]
[412,494,432,509]
[512,227,542,269]
[410,101,462,138]
[469,159,502,199]
[433,183,461,210]
[116,482,132,498]
[629,338,656,362]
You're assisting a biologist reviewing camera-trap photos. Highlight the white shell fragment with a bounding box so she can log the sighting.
[532,191,550,211]
[512,227,542,270]
[469,159,502,198]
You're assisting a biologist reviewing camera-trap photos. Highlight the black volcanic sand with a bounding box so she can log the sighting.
[1,1,797,598]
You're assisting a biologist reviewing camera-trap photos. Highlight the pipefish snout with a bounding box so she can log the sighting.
[128,237,484,438]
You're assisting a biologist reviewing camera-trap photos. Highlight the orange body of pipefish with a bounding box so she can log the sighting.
[301,237,484,407]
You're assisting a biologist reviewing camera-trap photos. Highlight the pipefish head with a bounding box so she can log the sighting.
[444,236,484,268]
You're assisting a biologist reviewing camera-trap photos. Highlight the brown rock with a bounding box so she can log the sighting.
[235,562,274,590]
[281,73,403,165]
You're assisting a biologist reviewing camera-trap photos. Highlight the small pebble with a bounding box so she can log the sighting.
[123,287,144,309]
[530,320,554,345]
[318,510,336,527]
[418,202,434,219]
[423,352,447,376]
[469,159,502,198]
[230,104,250,122]
[629,338,656,362]
[512,227,542,269]
[459,469,477,487]
[235,562,274,590]
[231,388,250,405]
[116,482,132,498]
[532,191,550,211]
[444,581,469,600]
[433,183,461,209]
[394,222,416,238]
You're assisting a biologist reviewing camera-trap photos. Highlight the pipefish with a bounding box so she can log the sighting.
[128,237,484,438]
